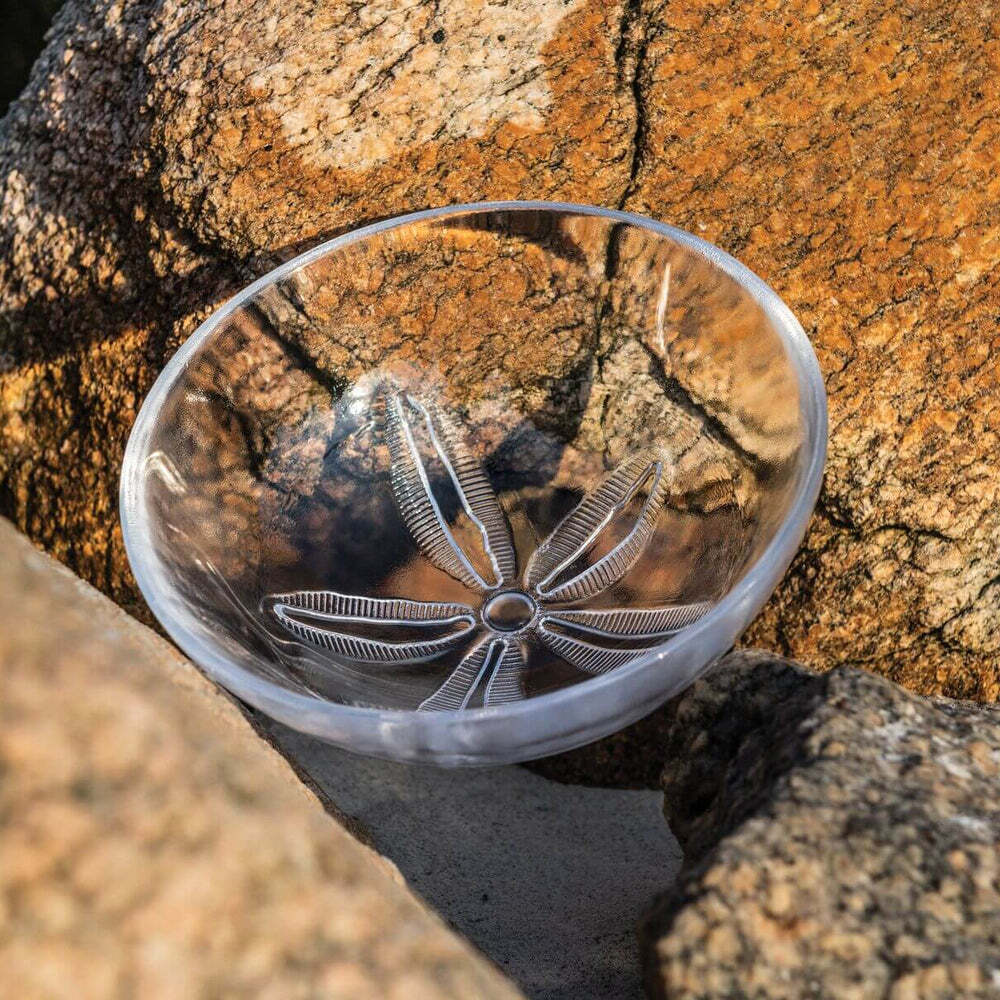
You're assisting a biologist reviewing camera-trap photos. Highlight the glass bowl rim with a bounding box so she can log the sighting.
[119,200,828,765]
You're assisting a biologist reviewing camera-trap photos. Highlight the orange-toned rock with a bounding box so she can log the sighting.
[0,0,636,617]
[1,0,998,699]
[623,0,1000,698]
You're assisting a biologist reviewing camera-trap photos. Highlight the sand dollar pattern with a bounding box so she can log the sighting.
[263,382,711,710]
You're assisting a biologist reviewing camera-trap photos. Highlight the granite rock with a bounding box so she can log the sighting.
[641,650,1000,1000]
[0,0,998,699]
[0,517,522,1000]
[623,0,1000,699]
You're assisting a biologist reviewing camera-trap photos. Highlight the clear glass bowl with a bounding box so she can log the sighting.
[120,202,826,765]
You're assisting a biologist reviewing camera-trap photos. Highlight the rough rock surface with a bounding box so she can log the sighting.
[0,517,522,1000]
[622,0,1000,699]
[1,0,999,698]
[641,650,1000,1000]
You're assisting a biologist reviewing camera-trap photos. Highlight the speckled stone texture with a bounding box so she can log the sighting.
[1,0,997,698]
[635,0,1000,702]
[0,517,522,1000]
[640,650,1000,1000]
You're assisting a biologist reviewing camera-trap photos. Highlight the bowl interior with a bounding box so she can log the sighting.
[122,204,823,760]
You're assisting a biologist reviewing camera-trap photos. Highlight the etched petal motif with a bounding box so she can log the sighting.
[525,452,671,603]
[261,382,714,709]
[383,385,516,592]
[262,591,476,663]
[482,641,528,705]
[420,636,526,711]
[536,600,710,675]
[535,621,643,675]
[544,603,712,640]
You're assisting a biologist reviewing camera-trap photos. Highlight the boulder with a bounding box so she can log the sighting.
[0,515,521,999]
[1,0,998,697]
[641,650,1000,1000]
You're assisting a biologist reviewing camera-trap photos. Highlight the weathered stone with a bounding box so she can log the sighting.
[1,0,999,700]
[0,0,636,623]
[0,516,522,1000]
[622,0,1000,699]
[640,650,1000,1000]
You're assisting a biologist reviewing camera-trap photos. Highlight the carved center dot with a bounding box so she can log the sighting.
[483,591,536,632]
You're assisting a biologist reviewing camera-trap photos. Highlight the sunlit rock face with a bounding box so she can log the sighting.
[0,0,635,619]
[1,0,999,706]
[146,0,636,250]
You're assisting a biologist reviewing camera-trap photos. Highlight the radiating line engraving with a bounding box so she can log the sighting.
[263,380,713,709]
